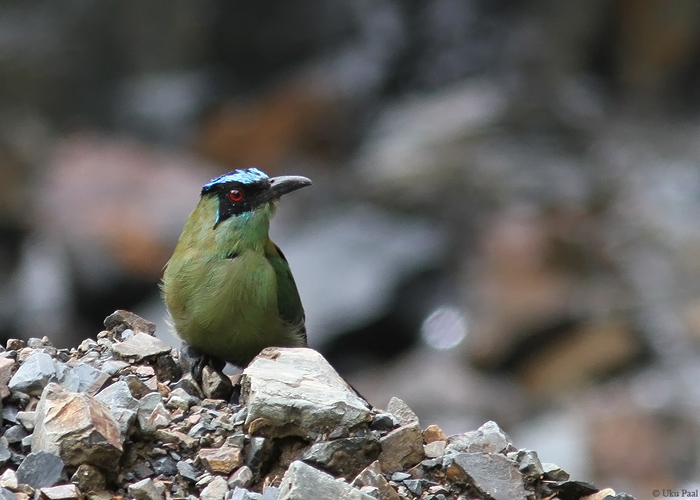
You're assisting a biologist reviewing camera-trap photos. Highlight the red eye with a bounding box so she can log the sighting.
[229,189,243,202]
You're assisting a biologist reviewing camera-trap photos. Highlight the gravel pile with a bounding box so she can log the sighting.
[0,311,632,500]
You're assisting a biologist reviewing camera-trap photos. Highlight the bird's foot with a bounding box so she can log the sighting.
[179,344,233,401]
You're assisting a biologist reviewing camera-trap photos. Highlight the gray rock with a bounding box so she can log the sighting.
[301,436,381,478]
[403,479,423,496]
[352,461,400,500]
[370,413,397,432]
[446,452,527,500]
[378,423,425,474]
[177,460,200,482]
[0,469,17,490]
[4,425,27,444]
[201,365,233,400]
[32,383,123,467]
[21,434,32,449]
[128,477,164,500]
[245,436,268,473]
[15,410,36,431]
[423,440,447,458]
[100,359,130,377]
[39,484,81,500]
[542,462,570,481]
[95,381,139,438]
[390,472,410,482]
[261,487,279,500]
[112,332,172,361]
[229,487,264,500]
[241,348,371,438]
[0,438,11,467]
[16,451,64,489]
[228,466,254,489]
[54,361,80,392]
[72,363,110,396]
[445,420,514,456]
[0,357,15,399]
[104,310,156,336]
[152,455,178,476]
[515,450,544,480]
[0,488,13,500]
[8,352,58,396]
[278,461,375,500]
[137,392,171,434]
[386,397,419,427]
[200,475,228,500]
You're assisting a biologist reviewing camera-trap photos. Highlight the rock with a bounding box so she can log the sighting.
[278,461,375,500]
[423,424,447,443]
[542,462,570,481]
[123,374,152,399]
[352,461,400,500]
[403,479,423,496]
[128,478,163,500]
[8,353,60,396]
[423,440,446,458]
[155,429,198,451]
[32,383,123,467]
[201,365,233,400]
[0,357,15,398]
[0,469,18,490]
[370,413,397,432]
[245,436,268,473]
[39,483,81,500]
[104,310,156,336]
[16,411,36,431]
[515,450,544,480]
[241,348,372,438]
[137,392,171,434]
[6,339,24,350]
[0,439,11,470]
[0,488,13,500]
[16,451,64,489]
[301,436,381,478]
[228,466,254,489]
[94,380,139,438]
[445,420,514,456]
[100,359,129,377]
[166,387,200,411]
[198,446,243,474]
[390,472,410,482]
[229,487,263,500]
[386,397,419,427]
[112,332,171,362]
[72,363,110,396]
[176,460,201,483]
[70,464,107,493]
[152,455,178,476]
[445,452,527,500]
[200,475,228,500]
[4,425,28,444]
[378,422,425,473]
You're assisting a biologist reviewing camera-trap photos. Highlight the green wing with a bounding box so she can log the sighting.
[268,243,307,344]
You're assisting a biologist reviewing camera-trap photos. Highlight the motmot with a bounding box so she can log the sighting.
[161,167,311,367]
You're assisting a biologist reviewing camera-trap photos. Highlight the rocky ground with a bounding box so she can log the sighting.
[0,310,633,500]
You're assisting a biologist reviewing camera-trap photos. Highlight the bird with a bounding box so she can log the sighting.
[161,167,311,368]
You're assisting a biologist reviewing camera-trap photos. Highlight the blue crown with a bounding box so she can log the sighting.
[203,167,269,191]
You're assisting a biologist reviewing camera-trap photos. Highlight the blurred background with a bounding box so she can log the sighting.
[1,0,700,496]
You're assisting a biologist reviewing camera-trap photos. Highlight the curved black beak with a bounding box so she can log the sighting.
[268,175,312,200]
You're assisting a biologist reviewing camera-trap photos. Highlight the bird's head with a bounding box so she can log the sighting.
[201,167,312,230]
